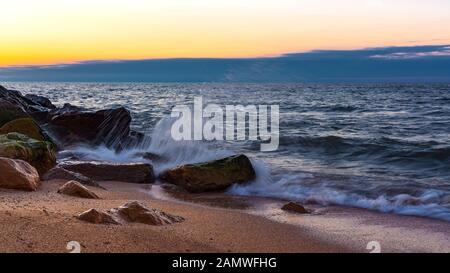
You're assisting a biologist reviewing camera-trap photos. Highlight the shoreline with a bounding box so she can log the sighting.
[152,184,450,253]
[1,180,448,253]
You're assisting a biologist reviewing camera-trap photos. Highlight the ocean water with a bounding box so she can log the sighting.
[5,82,450,221]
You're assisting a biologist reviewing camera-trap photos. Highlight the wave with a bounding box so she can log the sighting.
[280,135,450,163]
[58,114,450,222]
[60,115,234,176]
[229,172,450,221]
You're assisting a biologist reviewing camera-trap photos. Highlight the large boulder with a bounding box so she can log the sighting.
[0,157,40,191]
[57,180,100,199]
[160,154,256,192]
[48,107,132,149]
[0,118,47,141]
[43,166,101,188]
[0,86,49,117]
[0,133,56,176]
[60,161,155,184]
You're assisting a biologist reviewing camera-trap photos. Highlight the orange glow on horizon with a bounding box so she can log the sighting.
[1,0,450,67]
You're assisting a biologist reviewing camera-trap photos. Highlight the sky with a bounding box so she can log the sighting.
[1,0,450,67]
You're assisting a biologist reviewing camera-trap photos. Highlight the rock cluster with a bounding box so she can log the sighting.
[0,84,256,196]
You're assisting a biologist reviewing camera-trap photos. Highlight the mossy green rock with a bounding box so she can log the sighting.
[0,118,46,141]
[160,154,256,192]
[0,133,56,176]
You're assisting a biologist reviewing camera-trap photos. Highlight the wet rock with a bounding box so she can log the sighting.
[110,201,184,225]
[0,87,48,117]
[77,209,120,225]
[48,107,131,150]
[60,161,155,184]
[160,154,256,192]
[24,94,56,109]
[0,133,56,176]
[119,131,146,151]
[43,166,102,188]
[133,151,165,162]
[47,103,85,119]
[281,202,310,214]
[0,118,47,141]
[57,180,100,199]
[0,157,40,191]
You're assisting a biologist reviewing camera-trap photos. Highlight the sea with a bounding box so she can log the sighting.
[4,82,450,221]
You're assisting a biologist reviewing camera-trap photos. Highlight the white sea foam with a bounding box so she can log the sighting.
[61,113,450,222]
[229,172,450,221]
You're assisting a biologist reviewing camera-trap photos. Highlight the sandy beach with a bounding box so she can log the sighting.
[0,180,448,253]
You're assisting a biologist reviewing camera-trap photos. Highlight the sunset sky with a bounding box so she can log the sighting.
[1,0,450,66]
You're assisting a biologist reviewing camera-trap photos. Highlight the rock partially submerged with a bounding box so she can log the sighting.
[1,85,144,151]
[160,154,256,192]
[281,202,310,214]
[0,157,40,191]
[24,94,56,109]
[48,107,132,150]
[57,180,100,199]
[77,201,184,226]
[43,166,102,188]
[61,161,155,184]
[0,133,56,176]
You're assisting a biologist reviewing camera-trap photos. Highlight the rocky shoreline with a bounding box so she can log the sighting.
[1,84,293,226]
[1,84,450,253]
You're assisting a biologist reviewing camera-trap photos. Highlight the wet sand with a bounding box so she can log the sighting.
[0,180,448,253]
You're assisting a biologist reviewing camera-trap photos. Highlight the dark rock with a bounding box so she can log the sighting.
[47,103,85,119]
[25,94,56,109]
[60,161,155,184]
[0,86,48,116]
[160,154,256,192]
[0,157,40,191]
[133,151,165,162]
[48,107,131,149]
[0,99,30,127]
[119,131,146,150]
[57,180,100,199]
[43,166,102,188]
[281,202,310,214]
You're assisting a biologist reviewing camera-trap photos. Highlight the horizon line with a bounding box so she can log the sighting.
[3,43,449,70]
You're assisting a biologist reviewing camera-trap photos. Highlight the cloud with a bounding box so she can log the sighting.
[371,46,450,59]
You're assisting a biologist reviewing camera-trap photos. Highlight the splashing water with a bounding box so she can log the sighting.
[7,82,450,221]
